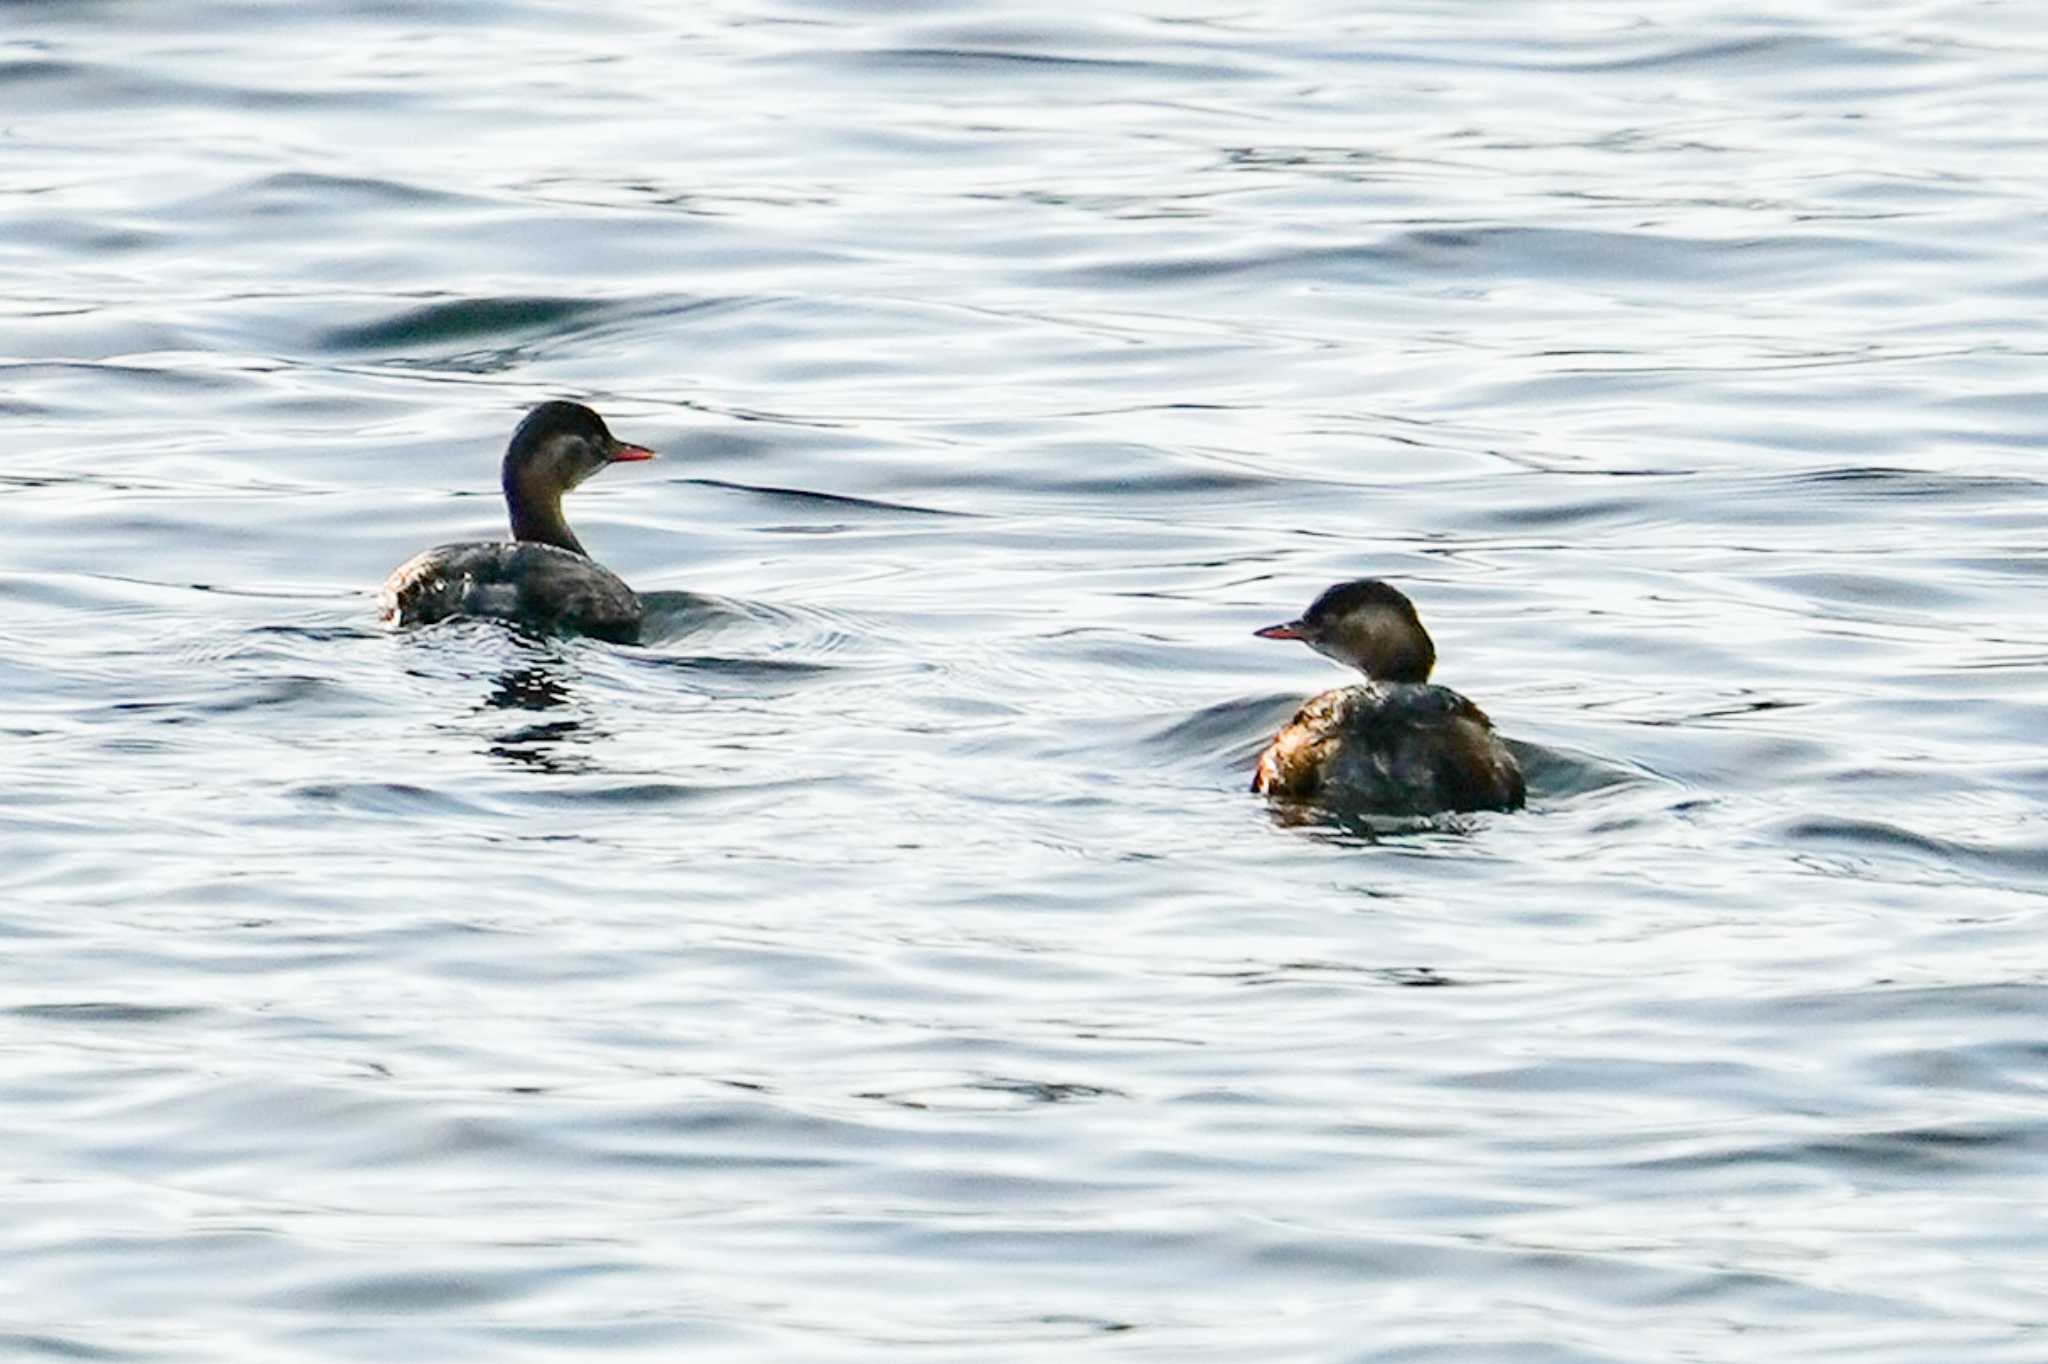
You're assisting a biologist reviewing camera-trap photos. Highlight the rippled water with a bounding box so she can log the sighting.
[6,2,2048,1359]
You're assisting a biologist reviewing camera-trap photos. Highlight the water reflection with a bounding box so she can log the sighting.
[481,663,600,773]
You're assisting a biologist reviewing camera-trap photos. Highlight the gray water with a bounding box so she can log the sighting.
[6,2,2048,1360]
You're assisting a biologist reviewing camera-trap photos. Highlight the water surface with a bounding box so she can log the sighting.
[5,3,2048,1360]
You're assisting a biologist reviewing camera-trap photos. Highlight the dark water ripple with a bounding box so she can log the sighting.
[3,1,2048,1361]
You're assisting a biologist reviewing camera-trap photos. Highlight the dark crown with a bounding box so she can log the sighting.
[1303,578,1421,628]
[511,400,612,452]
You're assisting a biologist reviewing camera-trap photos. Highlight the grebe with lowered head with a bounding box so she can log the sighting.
[1251,579,1524,815]
[379,401,655,642]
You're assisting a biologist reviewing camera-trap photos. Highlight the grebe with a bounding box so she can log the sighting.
[1251,579,1524,814]
[379,401,655,642]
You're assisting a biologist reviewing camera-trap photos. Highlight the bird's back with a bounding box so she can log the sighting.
[378,541,642,643]
[1253,682,1524,814]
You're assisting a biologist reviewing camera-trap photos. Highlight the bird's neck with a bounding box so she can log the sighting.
[505,468,587,556]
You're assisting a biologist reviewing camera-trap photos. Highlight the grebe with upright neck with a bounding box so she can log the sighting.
[379,401,655,642]
[1251,579,1524,815]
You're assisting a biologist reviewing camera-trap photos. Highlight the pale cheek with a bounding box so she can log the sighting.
[1308,638,1349,667]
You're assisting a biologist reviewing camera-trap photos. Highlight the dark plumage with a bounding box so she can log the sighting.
[1251,578,1523,814]
[378,401,655,642]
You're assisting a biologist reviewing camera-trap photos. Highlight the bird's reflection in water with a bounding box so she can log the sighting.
[481,663,603,774]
